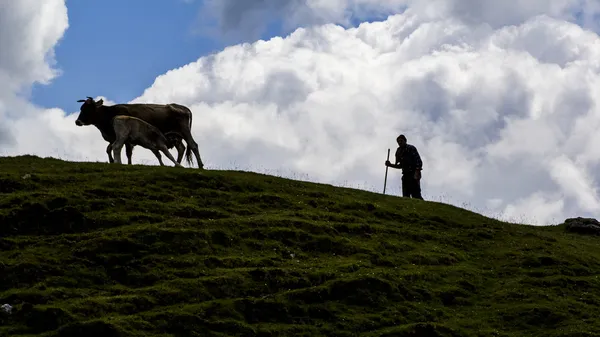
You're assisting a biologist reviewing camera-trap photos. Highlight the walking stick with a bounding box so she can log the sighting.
[383,148,390,194]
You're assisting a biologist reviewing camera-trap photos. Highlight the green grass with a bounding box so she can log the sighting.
[0,155,599,337]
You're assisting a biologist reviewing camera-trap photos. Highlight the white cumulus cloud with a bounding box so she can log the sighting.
[0,0,68,95]
[0,0,69,149]
[3,1,600,226]
[194,0,600,43]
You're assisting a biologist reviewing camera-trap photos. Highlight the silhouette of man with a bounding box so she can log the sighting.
[385,134,424,199]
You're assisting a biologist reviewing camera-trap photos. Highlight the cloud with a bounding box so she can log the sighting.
[193,0,408,42]
[3,1,600,225]
[500,192,565,226]
[0,0,68,94]
[0,0,68,148]
[414,0,600,29]
[0,124,14,146]
[194,0,600,43]
[548,155,600,213]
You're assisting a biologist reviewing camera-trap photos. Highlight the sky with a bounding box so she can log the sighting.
[2,0,600,226]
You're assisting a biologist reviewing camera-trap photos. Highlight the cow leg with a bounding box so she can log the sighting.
[175,140,185,164]
[151,149,165,166]
[159,144,183,168]
[106,143,114,163]
[192,145,204,169]
[125,143,134,165]
[180,129,204,169]
[112,139,126,165]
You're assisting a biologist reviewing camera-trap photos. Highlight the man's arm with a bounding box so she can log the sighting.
[410,145,423,170]
[386,148,402,169]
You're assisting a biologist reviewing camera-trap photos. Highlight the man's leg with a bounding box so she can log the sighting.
[411,176,423,200]
[401,173,411,197]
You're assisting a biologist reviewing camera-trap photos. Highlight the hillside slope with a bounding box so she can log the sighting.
[0,155,599,337]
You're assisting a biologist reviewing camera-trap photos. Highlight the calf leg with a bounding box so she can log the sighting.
[151,149,165,166]
[106,143,114,163]
[125,143,134,165]
[111,139,126,164]
[159,144,183,167]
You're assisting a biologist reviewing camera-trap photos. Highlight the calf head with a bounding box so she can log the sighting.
[75,96,104,126]
[164,132,182,149]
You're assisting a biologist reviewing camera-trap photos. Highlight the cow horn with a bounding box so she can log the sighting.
[77,99,85,102]
[86,96,94,101]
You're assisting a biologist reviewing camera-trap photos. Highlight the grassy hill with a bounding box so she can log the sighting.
[1,155,599,337]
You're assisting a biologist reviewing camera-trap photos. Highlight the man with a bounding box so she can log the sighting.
[385,134,424,199]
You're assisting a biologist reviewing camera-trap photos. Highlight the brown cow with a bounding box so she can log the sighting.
[110,115,183,167]
[75,97,204,168]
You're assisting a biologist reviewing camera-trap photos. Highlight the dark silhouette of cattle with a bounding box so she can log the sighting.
[110,115,182,167]
[74,97,204,168]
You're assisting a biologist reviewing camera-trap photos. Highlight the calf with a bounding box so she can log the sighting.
[110,115,183,167]
[112,133,186,165]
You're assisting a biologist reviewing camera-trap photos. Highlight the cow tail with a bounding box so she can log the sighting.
[185,142,193,166]
[185,109,194,166]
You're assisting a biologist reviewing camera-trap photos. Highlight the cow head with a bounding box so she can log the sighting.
[75,96,104,126]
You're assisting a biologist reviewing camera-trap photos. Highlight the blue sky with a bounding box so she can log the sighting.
[29,0,284,114]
